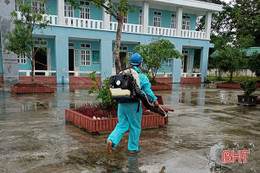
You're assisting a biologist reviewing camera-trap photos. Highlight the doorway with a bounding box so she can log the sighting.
[35,47,47,75]
[120,52,127,69]
[69,49,74,74]
[183,55,188,73]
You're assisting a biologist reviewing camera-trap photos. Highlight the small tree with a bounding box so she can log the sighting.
[216,45,246,82]
[135,39,182,82]
[69,0,134,74]
[5,0,49,83]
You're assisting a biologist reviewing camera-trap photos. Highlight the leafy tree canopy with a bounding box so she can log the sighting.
[135,39,182,82]
[5,0,49,82]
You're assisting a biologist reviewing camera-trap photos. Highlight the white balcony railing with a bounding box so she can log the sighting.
[64,17,103,30]
[16,11,207,40]
[181,73,201,77]
[43,14,57,25]
[110,22,142,34]
[69,71,101,76]
[16,12,57,25]
[181,30,206,39]
[19,70,56,76]
[148,26,177,37]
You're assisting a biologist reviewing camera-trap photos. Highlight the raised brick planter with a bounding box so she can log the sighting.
[65,109,165,133]
[19,76,57,84]
[216,82,240,89]
[180,77,201,84]
[0,76,3,84]
[11,85,55,93]
[151,84,172,90]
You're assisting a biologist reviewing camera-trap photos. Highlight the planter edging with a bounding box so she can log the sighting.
[65,109,165,133]
[11,85,55,93]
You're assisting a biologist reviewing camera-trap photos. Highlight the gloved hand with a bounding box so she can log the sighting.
[153,100,159,107]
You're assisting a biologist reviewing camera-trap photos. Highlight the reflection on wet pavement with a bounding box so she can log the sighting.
[0,84,259,172]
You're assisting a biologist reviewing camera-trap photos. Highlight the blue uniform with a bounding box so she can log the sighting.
[107,66,157,151]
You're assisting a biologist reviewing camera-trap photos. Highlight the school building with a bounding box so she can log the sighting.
[0,0,222,84]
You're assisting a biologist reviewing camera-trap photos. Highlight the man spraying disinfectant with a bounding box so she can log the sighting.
[106,53,160,154]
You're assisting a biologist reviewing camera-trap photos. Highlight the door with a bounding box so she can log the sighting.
[74,49,80,71]
[69,49,74,73]
[183,55,188,73]
[120,52,127,69]
[35,47,47,75]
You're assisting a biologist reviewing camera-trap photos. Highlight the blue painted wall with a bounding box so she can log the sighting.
[149,8,196,30]
[18,37,55,75]
[46,0,57,15]
[33,24,211,82]
[128,6,142,25]
[68,39,101,73]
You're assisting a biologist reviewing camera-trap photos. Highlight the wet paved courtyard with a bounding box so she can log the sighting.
[0,84,259,173]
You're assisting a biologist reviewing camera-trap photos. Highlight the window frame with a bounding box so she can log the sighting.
[153,16,161,27]
[64,5,74,17]
[31,0,46,12]
[80,49,91,66]
[18,55,27,64]
[80,7,90,19]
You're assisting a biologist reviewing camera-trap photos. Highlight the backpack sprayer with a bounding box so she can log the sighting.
[109,68,167,117]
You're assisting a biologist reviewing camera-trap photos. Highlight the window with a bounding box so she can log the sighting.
[34,40,48,46]
[32,0,45,12]
[80,7,90,19]
[182,50,189,54]
[127,52,133,58]
[154,11,162,16]
[92,50,100,63]
[182,15,191,30]
[182,21,190,30]
[80,43,91,48]
[69,42,74,47]
[64,5,74,17]
[81,50,91,66]
[153,16,161,27]
[18,55,26,64]
[139,9,142,25]
[183,15,191,19]
[123,15,128,23]
[80,0,90,5]
[15,0,23,11]
[153,11,161,27]
[170,13,176,28]
[168,58,172,67]
[120,46,128,51]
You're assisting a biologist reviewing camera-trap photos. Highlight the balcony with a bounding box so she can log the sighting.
[17,12,207,40]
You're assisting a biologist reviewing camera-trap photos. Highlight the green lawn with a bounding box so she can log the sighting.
[207,76,260,82]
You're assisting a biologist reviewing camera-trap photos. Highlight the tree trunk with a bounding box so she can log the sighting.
[114,16,123,74]
[31,50,35,83]
[230,70,233,82]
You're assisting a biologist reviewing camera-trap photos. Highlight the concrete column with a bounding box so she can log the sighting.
[55,35,69,84]
[142,1,149,33]
[0,1,19,84]
[200,46,209,82]
[172,44,182,83]
[205,12,212,39]
[100,39,113,80]
[176,7,183,37]
[102,3,110,30]
[57,0,65,25]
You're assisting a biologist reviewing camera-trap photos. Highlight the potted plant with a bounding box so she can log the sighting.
[238,78,258,106]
